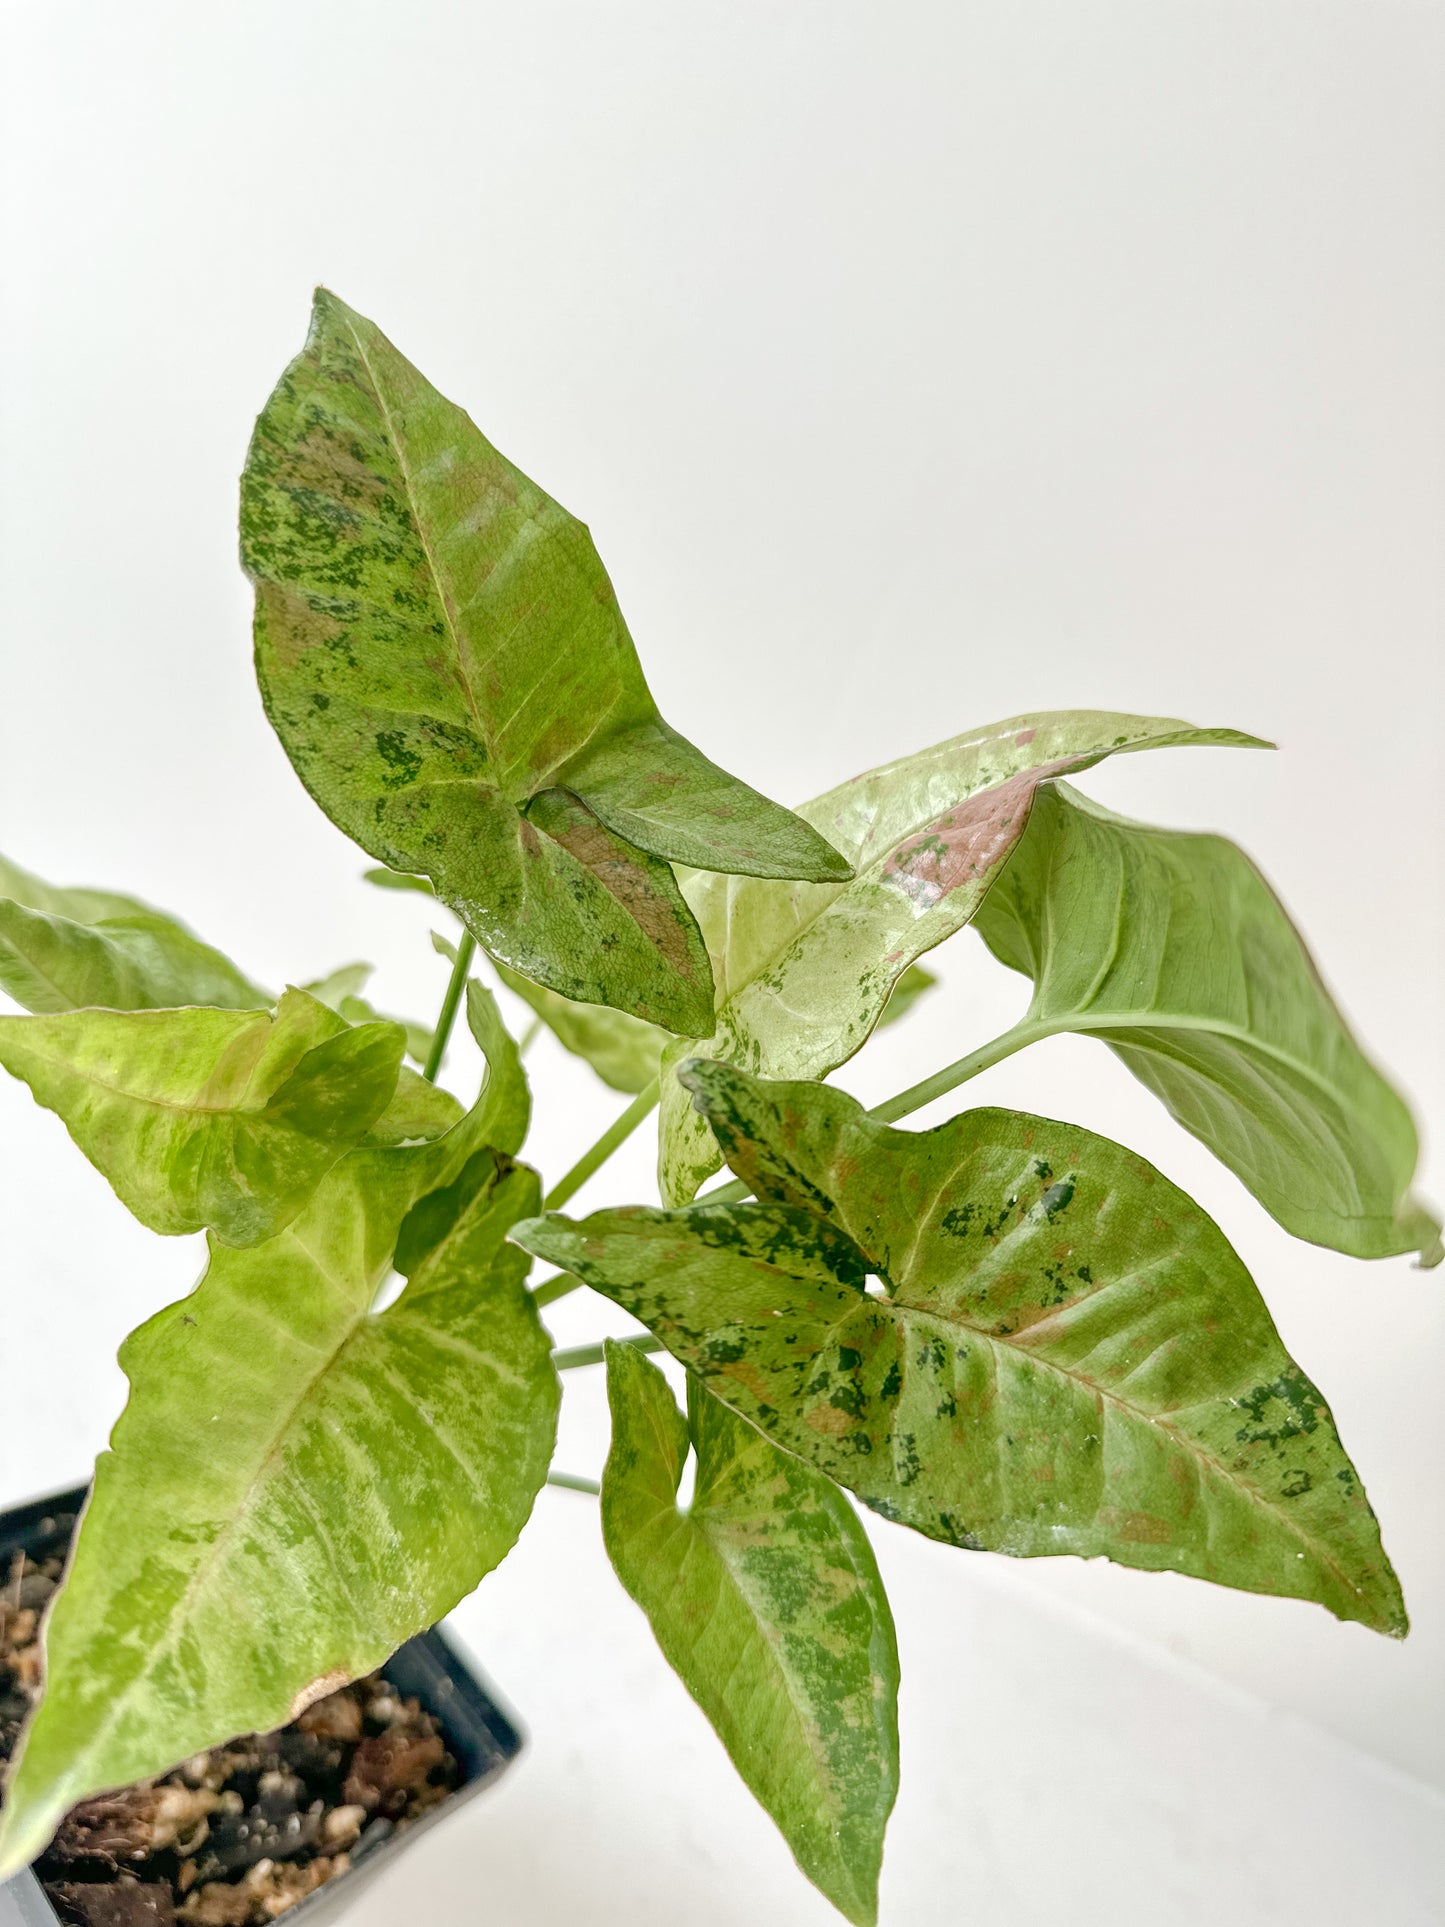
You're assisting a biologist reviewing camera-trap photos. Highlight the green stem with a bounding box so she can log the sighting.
[546,1470,601,1496]
[532,1270,583,1310]
[870,1020,1047,1122]
[697,1022,1048,1207]
[542,1080,659,1214]
[551,1334,664,1371]
[422,931,477,1082]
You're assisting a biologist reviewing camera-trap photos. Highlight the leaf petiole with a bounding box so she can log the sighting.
[542,1079,659,1214]
[422,931,477,1082]
[546,1470,601,1496]
[552,1334,664,1371]
[870,1019,1050,1122]
[697,1021,1050,1206]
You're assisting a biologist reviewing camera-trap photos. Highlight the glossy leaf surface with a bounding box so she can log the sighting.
[602,1344,898,1925]
[0,990,404,1244]
[497,959,665,1093]
[659,711,1265,1202]
[973,784,1441,1263]
[518,1065,1405,1635]
[0,855,267,1014]
[0,1109,558,1878]
[242,290,848,1034]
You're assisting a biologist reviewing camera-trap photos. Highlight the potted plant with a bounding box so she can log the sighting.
[0,290,1437,1926]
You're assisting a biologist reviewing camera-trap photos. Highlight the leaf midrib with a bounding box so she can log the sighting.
[342,314,492,768]
[874,1286,1370,1608]
[51,1209,386,1801]
[668,1501,866,1903]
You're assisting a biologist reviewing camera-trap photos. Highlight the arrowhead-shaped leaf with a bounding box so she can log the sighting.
[659,712,1266,1202]
[973,784,1441,1264]
[0,989,405,1244]
[602,1344,898,1925]
[517,1065,1405,1636]
[0,854,268,1014]
[496,959,666,1094]
[0,1074,559,1877]
[241,289,849,1035]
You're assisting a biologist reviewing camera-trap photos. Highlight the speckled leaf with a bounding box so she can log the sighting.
[0,854,267,1014]
[0,1113,558,1878]
[602,1345,898,1925]
[0,989,404,1244]
[241,290,849,1034]
[658,711,1265,1202]
[517,1065,1405,1635]
[496,959,665,1094]
[973,784,1441,1264]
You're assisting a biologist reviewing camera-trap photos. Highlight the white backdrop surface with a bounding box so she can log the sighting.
[1,4,1441,1921]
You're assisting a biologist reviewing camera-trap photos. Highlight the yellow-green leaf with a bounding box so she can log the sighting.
[0,853,268,1014]
[0,1083,558,1878]
[603,1344,898,1925]
[0,989,404,1245]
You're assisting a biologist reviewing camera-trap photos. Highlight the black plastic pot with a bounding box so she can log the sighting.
[0,1484,523,1927]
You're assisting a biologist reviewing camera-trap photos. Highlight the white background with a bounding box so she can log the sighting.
[2,3,1441,1921]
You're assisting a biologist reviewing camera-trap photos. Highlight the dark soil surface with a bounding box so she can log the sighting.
[2,1528,460,1925]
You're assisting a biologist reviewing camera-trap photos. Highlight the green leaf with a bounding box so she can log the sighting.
[302,961,375,1006]
[517,1064,1406,1637]
[463,980,530,1155]
[659,711,1267,1203]
[304,962,431,1064]
[241,289,849,1035]
[0,854,268,1014]
[0,1122,559,1877]
[972,783,1441,1264]
[602,1344,898,1925]
[362,866,436,896]
[0,852,158,924]
[364,1064,465,1146]
[496,959,665,1093]
[0,988,405,1244]
[875,962,936,1031]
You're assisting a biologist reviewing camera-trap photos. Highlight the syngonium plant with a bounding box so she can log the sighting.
[0,288,1438,1923]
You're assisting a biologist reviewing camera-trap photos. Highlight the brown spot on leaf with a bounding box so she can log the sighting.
[806,1405,856,1438]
